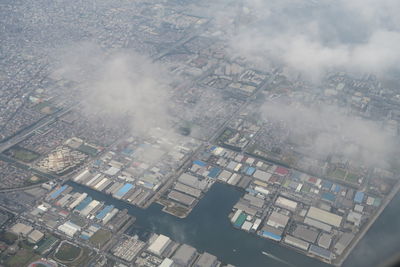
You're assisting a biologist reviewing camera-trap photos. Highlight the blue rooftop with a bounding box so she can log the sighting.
[193,160,207,167]
[261,231,282,241]
[75,196,92,211]
[354,191,364,203]
[333,185,341,193]
[114,183,134,198]
[96,205,114,220]
[246,167,256,176]
[122,148,134,156]
[50,185,68,199]
[322,181,333,190]
[321,192,336,202]
[208,167,221,178]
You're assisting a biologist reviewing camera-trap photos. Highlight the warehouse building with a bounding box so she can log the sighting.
[27,229,44,244]
[306,207,342,227]
[178,173,207,190]
[267,211,289,229]
[58,221,81,237]
[194,252,218,267]
[147,234,171,256]
[260,225,283,241]
[174,183,202,198]
[172,244,197,267]
[218,170,232,182]
[253,170,272,182]
[284,235,309,251]
[73,169,91,182]
[303,217,332,232]
[243,194,264,209]
[334,232,354,255]
[318,233,333,249]
[309,244,332,260]
[293,225,319,243]
[168,190,196,206]
[275,196,298,212]
[159,258,173,267]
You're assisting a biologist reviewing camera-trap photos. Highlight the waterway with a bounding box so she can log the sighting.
[67,181,400,267]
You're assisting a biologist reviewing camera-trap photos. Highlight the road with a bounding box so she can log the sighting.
[0,104,76,154]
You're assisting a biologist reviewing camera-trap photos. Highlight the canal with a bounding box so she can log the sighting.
[67,181,399,267]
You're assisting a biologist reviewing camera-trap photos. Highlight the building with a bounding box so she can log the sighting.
[318,233,333,249]
[253,170,272,182]
[293,225,318,243]
[194,252,218,267]
[172,244,197,267]
[58,221,81,237]
[309,244,332,261]
[334,232,354,255]
[267,211,289,229]
[159,258,174,267]
[306,207,342,228]
[147,234,171,256]
[284,235,309,251]
[10,223,33,237]
[275,196,297,212]
[168,190,196,206]
[27,230,44,244]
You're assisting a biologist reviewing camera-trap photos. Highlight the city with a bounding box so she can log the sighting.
[0,0,400,267]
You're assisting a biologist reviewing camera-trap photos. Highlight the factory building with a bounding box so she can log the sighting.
[309,244,332,260]
[68,193,87,210]
[293,225,319,243]
[284,235,309,251]
[168,190,196,206]
[303,217,332,232]
[147,234,171,256]
[260,225,283,241]
[266,211,289,229]
[172,244,197,267]
[178,173,207,190]
[58,221,81,237]
[159,258,174,267]
[174,183,202,198]
[306,207,342,228]
[253,170,272,182]
[334,232,354,255]
[194,252,218,267]
[318,233,333,249]
[275,196,298,212]
[73,169,91,182]
[27,230,44,244]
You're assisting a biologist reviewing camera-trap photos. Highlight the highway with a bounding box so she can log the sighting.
[0,105,75,154]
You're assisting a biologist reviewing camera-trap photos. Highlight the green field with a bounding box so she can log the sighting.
[35,235,58,255]
[330,168,346,180]
[346,172,359,183]
[77,144,99,157]
[34,101,58,114]
[6,146,40,163]
[0,232,18,245]
[54,242,82,262]
[89,229,112,248]
[5,249,38,267]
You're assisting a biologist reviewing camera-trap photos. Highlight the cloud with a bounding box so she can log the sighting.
[260,99,395,167]
[53,42,175,135]
[213,0,400,79]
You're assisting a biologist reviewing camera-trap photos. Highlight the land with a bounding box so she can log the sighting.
[0,0,399,266]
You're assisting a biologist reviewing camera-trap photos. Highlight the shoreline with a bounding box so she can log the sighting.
[336,180,400,266]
